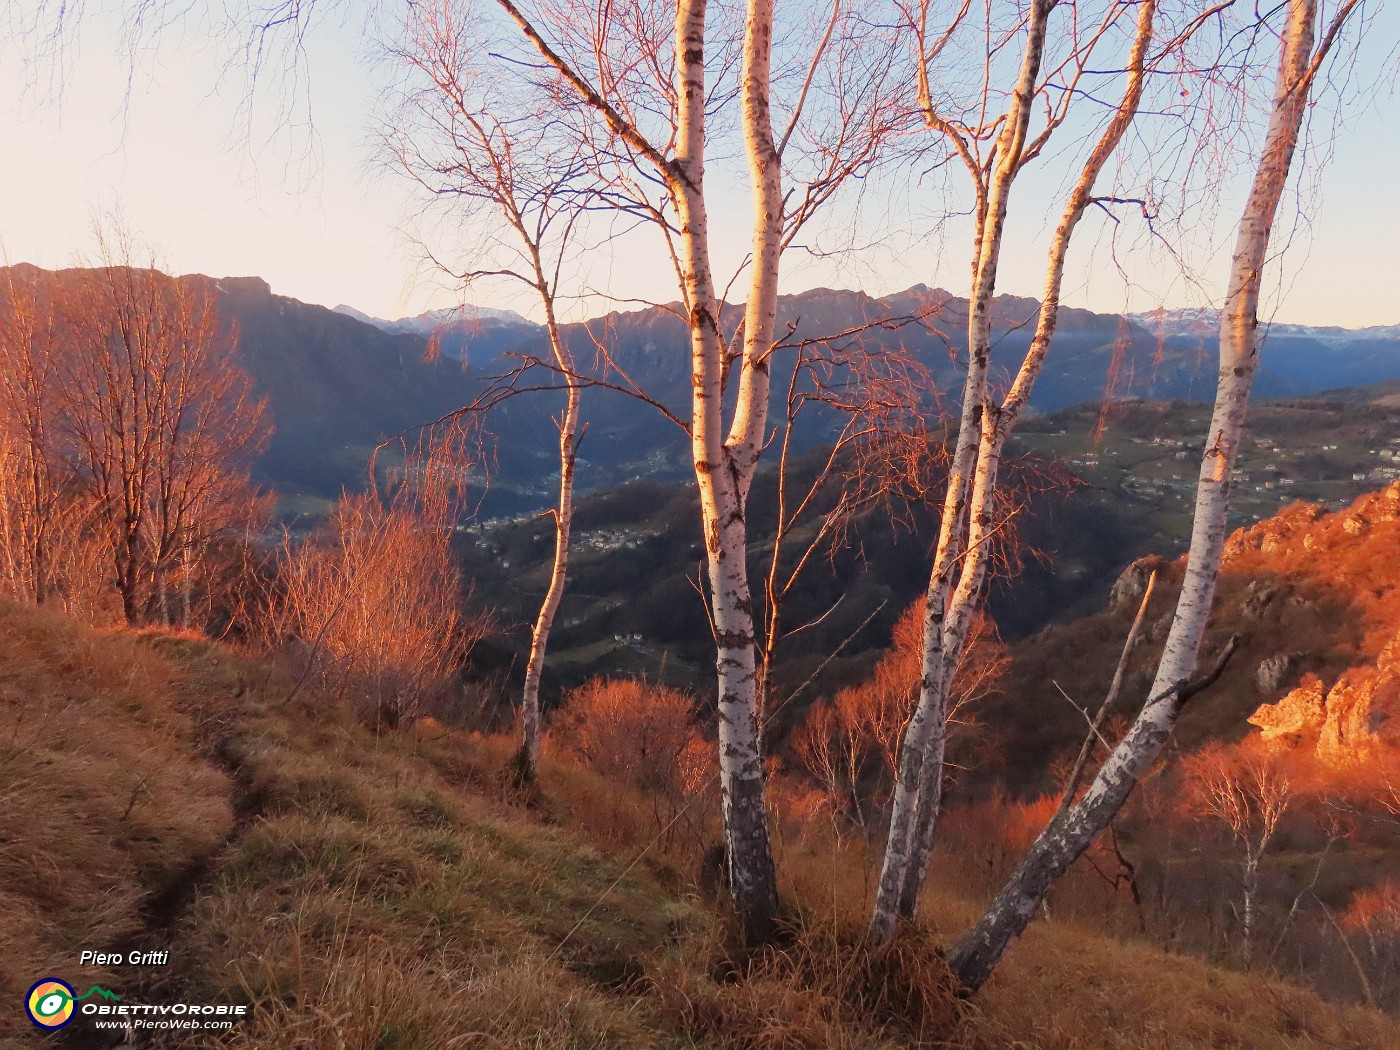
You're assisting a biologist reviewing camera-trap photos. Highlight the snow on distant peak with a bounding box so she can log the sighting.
[1126,307,1400,345]
[332,302,537,335]
[1125,306,1219,338]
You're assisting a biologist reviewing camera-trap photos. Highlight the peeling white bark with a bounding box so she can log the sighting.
[870,0,1056,948]
[677,0,781,943]
[946,0,1346,991]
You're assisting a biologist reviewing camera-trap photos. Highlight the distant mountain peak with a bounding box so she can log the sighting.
[1127,306,1400,343]
[332,302,538,336]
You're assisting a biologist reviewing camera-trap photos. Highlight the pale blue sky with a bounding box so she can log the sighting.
[2,1,1396,326]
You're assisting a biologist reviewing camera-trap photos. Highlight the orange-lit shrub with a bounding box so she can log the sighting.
[277,429,484,727]
[547,677,714,851]
[789,598,1008,836]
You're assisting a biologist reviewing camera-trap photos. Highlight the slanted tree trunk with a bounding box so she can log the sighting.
[945,0,1356,991]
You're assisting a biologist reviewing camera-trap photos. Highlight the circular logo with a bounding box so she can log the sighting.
[26,979,76,1030]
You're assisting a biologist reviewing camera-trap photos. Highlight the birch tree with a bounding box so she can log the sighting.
[870,0,1170,946]
[1185,746,1294,965]
[944,0,1362,990]
[383,0,593,778]
[483,0,902,942]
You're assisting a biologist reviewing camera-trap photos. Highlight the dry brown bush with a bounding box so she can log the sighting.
[276,433,485,727]
[791,599,1008,836]
[547,676,714,854]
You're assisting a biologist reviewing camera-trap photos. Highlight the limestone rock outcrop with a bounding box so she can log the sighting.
[1316,673,1375,765]
[1109,555,1163,613]
[1250,659,1390,765]
[1255,652,1297,694]
[1250,675,1326,743]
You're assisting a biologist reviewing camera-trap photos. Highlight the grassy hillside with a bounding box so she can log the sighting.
[2,600,1398,1048]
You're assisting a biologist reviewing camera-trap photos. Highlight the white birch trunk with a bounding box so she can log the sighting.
[945,0,1333,990]
[518,298,579,772]
[869,0,1054,948]
[891,0,1159,918]
[673,0,780,944]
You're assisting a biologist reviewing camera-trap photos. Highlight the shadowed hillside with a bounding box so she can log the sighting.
[9,265,1400,522]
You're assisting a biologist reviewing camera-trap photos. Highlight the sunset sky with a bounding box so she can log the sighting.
[2,2,1397,327]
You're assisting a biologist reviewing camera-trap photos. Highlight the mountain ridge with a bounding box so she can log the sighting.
[11,263,1400,516]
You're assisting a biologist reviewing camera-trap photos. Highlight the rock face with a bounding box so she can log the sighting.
[1255,652,1297,694]
[1343,514,1369,537]
[1250,675,1326,742]
[1241,580,1284,621]
[1317,674,1376,765]
[1250,659,1389,765]
[1109,555,1163,613]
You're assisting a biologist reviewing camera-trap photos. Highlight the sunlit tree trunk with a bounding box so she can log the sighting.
[890,0,1163,924]
[708,0,782,942]
[870,0,1055,948]
[945,0,1354,991]
[674,0,781,943]
[489,0,886,945]
[520,299,580,769]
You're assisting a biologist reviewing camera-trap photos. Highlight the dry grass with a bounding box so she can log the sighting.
[3,599,1399,1049]
[151,635,702,1048]
[0,601,232,1046]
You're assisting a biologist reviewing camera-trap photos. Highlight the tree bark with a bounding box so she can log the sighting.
[519,299,580,772]
[702,0,782,945]
[870,0,1055,947]
[945,0,1337,991]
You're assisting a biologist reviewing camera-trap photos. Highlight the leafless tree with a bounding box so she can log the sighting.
[383,0,600,778]
[871,0,1173,947]
[0,266,74,608]
[794,597,1007,836]
[54,226,268,627]
[278,425,486,726]
[756,326,937,714]
[482,0,906,943]
[945,0,1362,991]
[1186,747,1293,964]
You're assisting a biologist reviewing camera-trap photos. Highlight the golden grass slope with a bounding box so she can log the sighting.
[1,599,1397,1048]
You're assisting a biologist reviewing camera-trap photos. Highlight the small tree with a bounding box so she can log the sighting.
[56,227,268,626]
[794,598,1007,835]
[1183,745,1294,964]
[548,676,712,847]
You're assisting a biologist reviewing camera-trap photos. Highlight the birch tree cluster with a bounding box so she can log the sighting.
[368,0,1367,981]
[12,0,1374,996]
